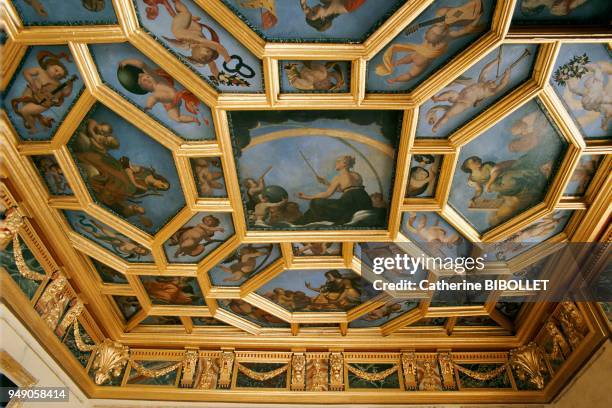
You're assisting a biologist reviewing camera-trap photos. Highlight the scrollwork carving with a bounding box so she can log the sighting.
[180,349,199,388]
[401,352,417,390]
[218,351,234,388]
[92,339,129,385]
[509,342,548,390]
[438,353,456,390]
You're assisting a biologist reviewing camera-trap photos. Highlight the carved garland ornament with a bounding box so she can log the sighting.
[1,208,46,281]
[452,362,508,381]
[129,359,182,379]
[347,364,398,381]
[236,363,289,382]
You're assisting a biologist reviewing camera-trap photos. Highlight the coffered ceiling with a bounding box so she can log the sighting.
[1,0,610,404]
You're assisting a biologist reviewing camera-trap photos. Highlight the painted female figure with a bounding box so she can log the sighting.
[296,155,373,225]
[305,269,361,310]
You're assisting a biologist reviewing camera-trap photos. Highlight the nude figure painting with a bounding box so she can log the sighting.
[163,212,235,263]
[90,42,215,141]
[417,44,537,138]
[68,104,185,234]
[367,0,495,92]
[256,269,376,313]
[449,100,568,232]
[4,45,84,141]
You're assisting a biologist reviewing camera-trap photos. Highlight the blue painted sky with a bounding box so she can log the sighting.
[14,0,117,25]
[564,155,602,196]
[488,210,572,261]
[349,300,418,328]
[256,268,376,312]
[400,212,472,259]
[239,117,396,216]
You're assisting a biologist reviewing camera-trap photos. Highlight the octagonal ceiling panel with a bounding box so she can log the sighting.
[401,212,473,258]
[221,0,405,42]
[4,45,85,141]
[63,210,153,262]
[207,243,280,287]
[416,44,538,138]
[229,110,401,231]
[256,268,377,313]
[486,209,573,261]
[349,299,419,328]
[134,0,264,92]
[366,0,497,93]
[139,275,206,306]
[89,42,216,141]
[449,99,568,233]
[13,0,118,26]
[550,43,612,140]
[68,104,185,234]
[162,212,234,263]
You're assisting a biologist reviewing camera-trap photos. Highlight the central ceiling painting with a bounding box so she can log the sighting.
[228,110,402,231]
